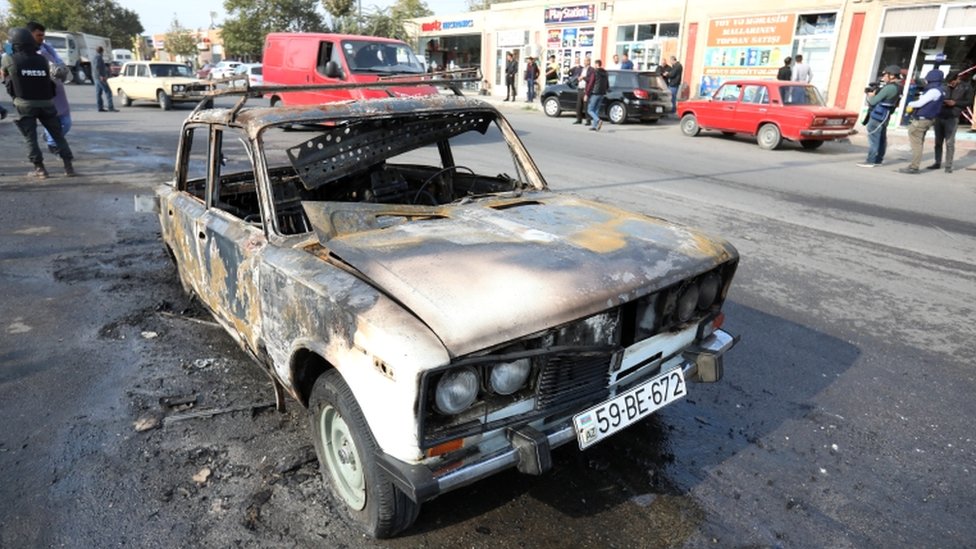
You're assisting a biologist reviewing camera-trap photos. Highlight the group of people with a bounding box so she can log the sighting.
[776,54,813,83]
[2,22,119,179]
[858,65,973,174]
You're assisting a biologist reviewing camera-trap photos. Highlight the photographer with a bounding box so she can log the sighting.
[857,65,902,168]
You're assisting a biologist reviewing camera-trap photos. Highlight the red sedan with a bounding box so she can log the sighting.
[678,80,857,150]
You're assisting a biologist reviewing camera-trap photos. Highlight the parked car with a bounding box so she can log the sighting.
[107,61,210,110]
[141,80,739,538]
[678,80,858,150]
[540,70,672,124]
[196,62,214,79]
[208,60,243,80]
[231,62,263,88]
[108,60,122,77]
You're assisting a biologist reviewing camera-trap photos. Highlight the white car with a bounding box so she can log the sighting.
[231,63,263,88]
[107,61,209,110]
[208,60,243,80]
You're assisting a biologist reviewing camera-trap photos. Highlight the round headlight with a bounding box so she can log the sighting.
[677,284,699,322]
[635,294,660,337]
[489,359,531,395]
[698,273,721,308]
[435,367,479,415]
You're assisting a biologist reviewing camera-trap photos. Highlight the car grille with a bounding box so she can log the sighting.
[535,350,614,411]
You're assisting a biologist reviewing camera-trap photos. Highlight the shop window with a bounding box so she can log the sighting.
[658,23,679,38]
[636,24,656,41]
[945,5,976,28]
[882,6,940,34]
[795,13,836,36]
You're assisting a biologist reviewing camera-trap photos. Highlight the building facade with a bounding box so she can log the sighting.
[411,0,976,126]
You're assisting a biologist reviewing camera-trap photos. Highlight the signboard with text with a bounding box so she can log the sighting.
[700,14,796,97]
[544,5,596,25]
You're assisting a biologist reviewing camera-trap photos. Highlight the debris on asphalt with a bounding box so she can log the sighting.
[159,394,198,411]
[141,331,158,339]
[134,415,161,432]
[163,401,275,427]
[193,466,212,485]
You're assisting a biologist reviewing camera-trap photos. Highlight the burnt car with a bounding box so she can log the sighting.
[541,70,672,124]
[143,80,739,538]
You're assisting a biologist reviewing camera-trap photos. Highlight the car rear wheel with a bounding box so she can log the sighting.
[157,90,173,111]
[800,139,824,150]
[757,124,782,150]
[309,370,420,538]
[680,114,700,136]
[543,96,562,117]
[118,89,132,107]
[608,101,627,124]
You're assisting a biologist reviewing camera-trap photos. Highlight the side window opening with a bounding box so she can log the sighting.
[212,128,261,224]
[316,41,337,76]
[182,126,209,201]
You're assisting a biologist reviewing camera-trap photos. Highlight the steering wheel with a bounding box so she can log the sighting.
[413,165,474,205]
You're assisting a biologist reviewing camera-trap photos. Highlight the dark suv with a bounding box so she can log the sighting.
[541,70,672,124]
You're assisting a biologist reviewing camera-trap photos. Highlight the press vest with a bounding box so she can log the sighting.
[8,51,54,102]
[916,86,945,120]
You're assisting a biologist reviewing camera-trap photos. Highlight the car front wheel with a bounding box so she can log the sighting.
[309,370,419,538]
[543,96,561,117]
[800,139,824,150]
[680,113,700,136]
[157,90,173,111]
[118,89,132,107]
[757,123,782,150]
[608,101,627,124]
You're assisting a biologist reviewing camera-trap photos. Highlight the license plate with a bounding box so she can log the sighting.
[655,106,664,113]
[826,119,845,126]
[573,368,686,450]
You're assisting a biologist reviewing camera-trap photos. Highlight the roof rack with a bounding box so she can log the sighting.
[192,68,482,119]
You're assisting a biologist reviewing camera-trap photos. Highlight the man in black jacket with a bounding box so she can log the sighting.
[2,27,74,178]
[665,55,683,114]
[504,52,517,101]
[929,71,973,173]
[584,59,609,131]
[777,57,793,81]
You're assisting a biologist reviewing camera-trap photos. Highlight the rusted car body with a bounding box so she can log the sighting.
[149,82,739,537]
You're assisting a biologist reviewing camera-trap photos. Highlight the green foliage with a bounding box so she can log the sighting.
[360,0,432,40]
[465,0,515,11]
[222,0,325,59]
[6,0,143,48]
[164,17,198,60]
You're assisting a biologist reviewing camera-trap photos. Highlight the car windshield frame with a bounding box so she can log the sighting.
[342,39,426,75]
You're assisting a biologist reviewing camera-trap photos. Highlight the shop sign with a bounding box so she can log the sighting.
[497,30,525,47]
[421,19,475,32]
[700,14,796,97]
[544,4,596,25]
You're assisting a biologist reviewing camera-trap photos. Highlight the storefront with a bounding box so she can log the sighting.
[611,21,680,70]
[417,17,483,73]
[543,4,597,76]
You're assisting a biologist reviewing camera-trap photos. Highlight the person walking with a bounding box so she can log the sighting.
[27,22,71,154]
[857,65,902,168]
[93,46,116,112]
[777,57,793,81]
[573,56,591,125]
[504,52,517,101]
[899,69,946,174]
[585,59,609,131]
[545,55,559,86]
[665,55,683,114]
[2,27,75,178]
[929,71,973,173]
[524,56,539,103]
[791,54,812,83]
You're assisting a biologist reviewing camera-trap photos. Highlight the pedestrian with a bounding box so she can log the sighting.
[585,59,609,131]
[899,69,946,174]
[2,27,75,178]
[26,22,71,154]
[573,56,591,125]
[504,52,517,101]
[665,55,683,114]
[791,54,812,83]
[857,65,902,168]
[929,71,973,173]
[620,53,633,70]
[545,55,559,86]
[777,57,793,81]
[93,46,116,112]
[524,56,539,102]
[608,54,621,70]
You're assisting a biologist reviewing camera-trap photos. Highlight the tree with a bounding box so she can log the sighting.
[360,0,431,40]
[222,0,325,59]
[322,0,354,33]
[465,0,516,10]
[163,17,198,62]
[6,0,143,48]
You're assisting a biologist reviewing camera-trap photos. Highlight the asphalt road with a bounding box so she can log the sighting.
[1,85,974,548]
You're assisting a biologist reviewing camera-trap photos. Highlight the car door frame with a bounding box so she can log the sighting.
[732,84,772,134]
[708,83,744,131]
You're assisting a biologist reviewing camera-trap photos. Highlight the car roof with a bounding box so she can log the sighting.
[719,79,810,86]
[187,94,498,135]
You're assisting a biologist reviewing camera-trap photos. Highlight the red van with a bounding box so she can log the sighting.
[262,33,434,105]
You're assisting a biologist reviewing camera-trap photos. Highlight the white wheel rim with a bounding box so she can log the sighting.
[320,404,366,510]
[610,104,623,122]
[545,99,558,116]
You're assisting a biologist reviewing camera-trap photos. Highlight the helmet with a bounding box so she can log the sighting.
[9,27,36,52]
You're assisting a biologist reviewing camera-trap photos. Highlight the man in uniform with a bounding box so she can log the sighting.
[2,27,75,178]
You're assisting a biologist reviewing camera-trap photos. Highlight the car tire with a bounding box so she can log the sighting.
[72,65,86,85]
[800,139,824,150]
[118,89,132,107]
[757,124,782,150]
[608,101,627,124]
[157,90,173,111]
[309,370,420,539]
[543,96,561,117]
[680,113,700,136]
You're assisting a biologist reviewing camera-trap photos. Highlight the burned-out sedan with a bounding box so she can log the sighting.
[678,79,857,150]
[146,82,739,538]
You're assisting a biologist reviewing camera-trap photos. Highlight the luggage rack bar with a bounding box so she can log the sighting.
[192,68,483,118]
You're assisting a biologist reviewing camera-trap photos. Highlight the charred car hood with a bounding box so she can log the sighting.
[305,194,737,357]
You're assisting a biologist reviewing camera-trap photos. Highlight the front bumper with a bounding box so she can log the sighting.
[377,329,737,503]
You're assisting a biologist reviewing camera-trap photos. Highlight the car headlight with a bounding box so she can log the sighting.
[677,283,699,323]
[635,293,660,339]
[435,367,479,414]
[698,272,721,309]
[489,359,531,395]
[172,84,185,92]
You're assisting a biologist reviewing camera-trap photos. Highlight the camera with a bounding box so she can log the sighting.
[864,81,881,94]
